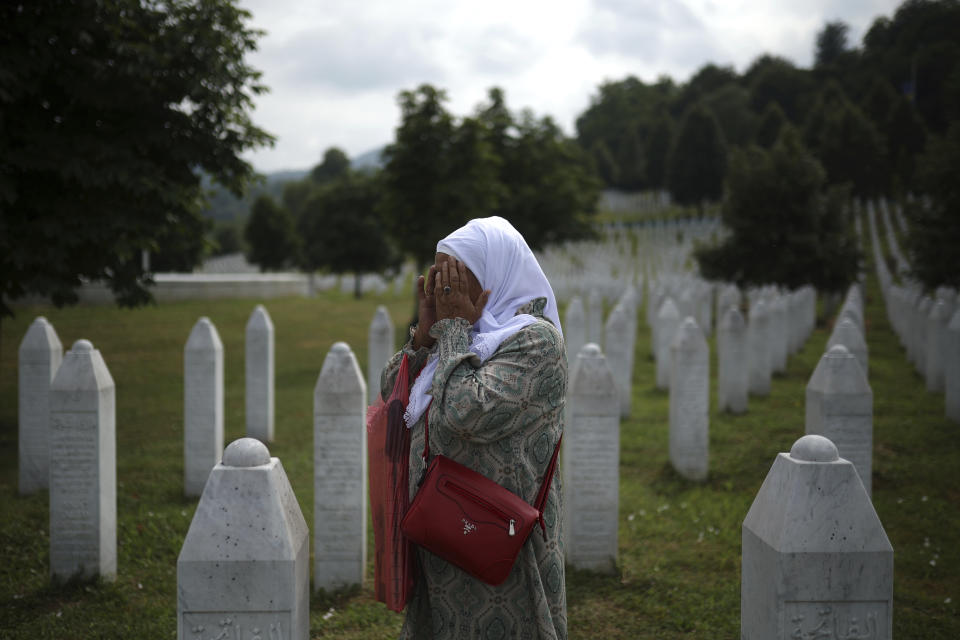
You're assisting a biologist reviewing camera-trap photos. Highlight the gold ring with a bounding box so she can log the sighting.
[443,286,451,294]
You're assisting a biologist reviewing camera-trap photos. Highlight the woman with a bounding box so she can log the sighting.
[380,216,567,640]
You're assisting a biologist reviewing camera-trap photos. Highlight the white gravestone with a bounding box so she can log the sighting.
[564,343,619,574]
[656,298,681,390]
[184,317,224,498]
[827,317,869,378]
[313,342,367,590]
[806,345,874,496]
[49,339,116,581]
[18,316,63,494]
[367,306,395,405]
[747,300,771,396]
[246,305,275,442]
[177,438,309,640]
[741,435,893,640]
[770,295,788,374]
[718,307,748,414]
[925,299,950,393]
[669,318,709,481]
[587,289,603,346]
[947,310,960,423]
[564,296,586,370]
[604,303,633,418]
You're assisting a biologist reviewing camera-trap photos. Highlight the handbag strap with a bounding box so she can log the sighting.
[421,398,562,540]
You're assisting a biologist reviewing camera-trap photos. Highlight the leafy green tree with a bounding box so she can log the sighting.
[666,104,728,212]
[815,21,851,68]
[380,85,500,269]
[886,95,928,190]
[804,84,887,197]
[616,124,647,189]
[672,64,739,118]
[244,195,298,271]
[212,223,243,256]
[0,0,273,316]
[755,102,787,148]
[905,122,960,289]
[310,147,351,184]
[645,113,675,190]
[695,127,859,294]
[745,55,816,122]
[281,179,319,221]
[298,174,397,297]
[703,83,757,147]
[590,140,620,186]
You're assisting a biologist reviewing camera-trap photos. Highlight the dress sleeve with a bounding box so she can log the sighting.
[379,324,434,402]
[427,317,566,444]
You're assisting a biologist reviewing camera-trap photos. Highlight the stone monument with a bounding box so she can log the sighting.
[806,345,874,496]
[564,296,586,369]
[177,438,309,640]
[564,343,619,574]
[656,297,681,390]
[741,435,893,640]
[367,305,394,405]
[184,317,224,498]
[747,300,771,396]
[669,318,709,480]
[313,342,367,590]
[246,305,275,442]
[925,299,950,393]
[49,339,116,581]
[587,289,603,346]
[604,302,633,418]
[18,316,63,494]
[718,306,748,414]
[827,317,869,378]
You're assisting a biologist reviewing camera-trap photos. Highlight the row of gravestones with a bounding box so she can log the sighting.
[867,202,960,422]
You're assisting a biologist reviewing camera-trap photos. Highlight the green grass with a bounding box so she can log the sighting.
[1,268,958,637]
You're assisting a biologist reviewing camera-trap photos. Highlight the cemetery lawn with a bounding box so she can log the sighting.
[1,272,958,638]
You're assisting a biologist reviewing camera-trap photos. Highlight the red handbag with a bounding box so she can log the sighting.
[400,404,562,586]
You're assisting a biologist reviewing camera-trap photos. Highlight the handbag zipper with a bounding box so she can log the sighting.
[444,481,518,536]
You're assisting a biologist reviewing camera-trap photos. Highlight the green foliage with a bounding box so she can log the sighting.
[310,147,351,185]
[297,173,398,297]
[695,127,860,293]
[744,55,816,122]
[755,101,787,148]
[644,114,674,189]
[244,195,298,271]
[0,0,274,316]
[380,85,500,268]
[666,104,727,211]
[814,21,851,68]
[702,83,756,147]
[591,139,620,185]
[905,121,960,288]
[804,83,887,197]
[212,222,243,257]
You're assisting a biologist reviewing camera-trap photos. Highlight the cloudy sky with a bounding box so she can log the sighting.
[239,0,903,173]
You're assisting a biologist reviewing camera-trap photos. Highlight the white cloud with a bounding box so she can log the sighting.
[239,0,904,172]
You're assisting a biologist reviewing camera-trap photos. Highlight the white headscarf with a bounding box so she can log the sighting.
[404,216,561,428]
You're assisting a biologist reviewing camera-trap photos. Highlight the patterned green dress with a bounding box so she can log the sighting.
[380,297,567,640]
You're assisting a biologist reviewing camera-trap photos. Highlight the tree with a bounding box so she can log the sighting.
[905,122,960,289]
[703,83,757,147]
[590,140,620,186]
[244,195,298,271]
[380,85,500,269]
[745,55,816,122]
[666,104,728,212]
[644,113,674,190]
[815,21,851,68]
[695,127,860,294]
[615,123,646,189]
[298,173,397,297]
[310,147,351,184]
[0,0,273,317]
[755,102,787,148]
[212,223,243,256]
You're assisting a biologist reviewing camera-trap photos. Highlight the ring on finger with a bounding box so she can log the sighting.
[443,285,451,294]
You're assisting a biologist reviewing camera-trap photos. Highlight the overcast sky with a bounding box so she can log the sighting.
[238,0,903,173]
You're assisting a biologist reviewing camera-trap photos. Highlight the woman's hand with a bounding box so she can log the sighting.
[412,265,438,349]
[435,259,491,325]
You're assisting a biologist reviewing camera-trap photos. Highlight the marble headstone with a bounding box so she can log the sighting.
[313,342,367,590]
[806,345,874,496]
[718,306,748,414]
[747,300,771,396]
[946,310,960,423]
[827,317,869,378]
[669,318,709,480]
[49,339,116,581]
[656,298,681,390]
[184,317,224,498]
[18,316,63,494]
[367,306,395,405]
[925,299,950,393]
[246,305,275,442]
[604,303,633,418]
[177,438,309,640]
[563,296,586,369]
[587,289,603,346]
[742,435,893,640]
[564,343,619,574]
